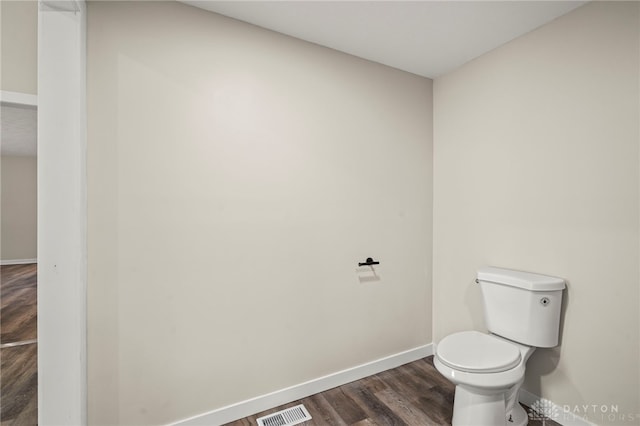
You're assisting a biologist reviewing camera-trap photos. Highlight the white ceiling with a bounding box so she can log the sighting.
[1,104,37,157]
[0,1,588,158]
[182,0,587,78]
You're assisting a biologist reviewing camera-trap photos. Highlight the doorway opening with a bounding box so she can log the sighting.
[0,92,38,424]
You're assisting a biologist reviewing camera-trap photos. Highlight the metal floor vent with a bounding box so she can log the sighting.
[256,404,312,426]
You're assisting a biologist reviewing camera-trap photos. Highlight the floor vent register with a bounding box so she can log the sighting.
[256,404,312,426]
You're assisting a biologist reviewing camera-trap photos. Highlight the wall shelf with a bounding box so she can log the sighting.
[0,90,37,107]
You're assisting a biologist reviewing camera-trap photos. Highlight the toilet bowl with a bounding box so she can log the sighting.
[435,331,535,426]
[435,267,565,426]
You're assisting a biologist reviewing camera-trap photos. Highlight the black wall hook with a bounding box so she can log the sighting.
[359,257,380,267]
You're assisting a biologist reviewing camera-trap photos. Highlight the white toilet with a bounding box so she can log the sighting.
[434,266,565,426]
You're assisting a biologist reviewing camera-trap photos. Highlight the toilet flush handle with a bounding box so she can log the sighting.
[358,257,380,267]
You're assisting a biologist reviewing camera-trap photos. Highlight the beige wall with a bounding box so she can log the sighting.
[0,0,38,95]
[1,155,37,261]
[87,1,433,424]
[433,1,639,423]
[0,1,38,262]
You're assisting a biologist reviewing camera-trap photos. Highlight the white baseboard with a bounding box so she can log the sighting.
[519,388,597,426]
[1,258,37,265]
[172,344,434,426]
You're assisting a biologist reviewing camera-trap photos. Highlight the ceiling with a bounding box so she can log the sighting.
[1,104,37,157]
[1,1,588,158]
[181,1,587,78]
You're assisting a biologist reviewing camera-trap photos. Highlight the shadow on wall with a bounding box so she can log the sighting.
[464,277,487,331]
[525,281,570,397]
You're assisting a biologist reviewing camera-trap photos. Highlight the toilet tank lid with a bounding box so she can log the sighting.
[477,266,565,291]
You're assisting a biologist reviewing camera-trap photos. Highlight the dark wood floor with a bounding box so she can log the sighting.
[1,264,38,425]
[225,356,559,426]
[1,264,37,344]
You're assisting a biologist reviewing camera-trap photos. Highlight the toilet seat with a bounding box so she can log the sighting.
[436,331,521,373]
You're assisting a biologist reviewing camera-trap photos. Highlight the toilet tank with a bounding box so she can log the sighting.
[478,266,565,348]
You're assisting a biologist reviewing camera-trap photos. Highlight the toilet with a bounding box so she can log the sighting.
[434,267,565,426]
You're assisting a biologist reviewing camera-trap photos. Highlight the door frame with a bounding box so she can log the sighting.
[37,1,87,423]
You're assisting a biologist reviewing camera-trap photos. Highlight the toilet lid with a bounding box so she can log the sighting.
[436,331,522,373]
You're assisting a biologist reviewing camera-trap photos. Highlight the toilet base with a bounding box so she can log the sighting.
[508,403,528,426]
[451,385,528,426]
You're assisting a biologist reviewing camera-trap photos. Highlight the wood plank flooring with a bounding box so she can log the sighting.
[1,264,37,344]
[225,356,560,426]
[1,264,38,425]
[1,344,37,426]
